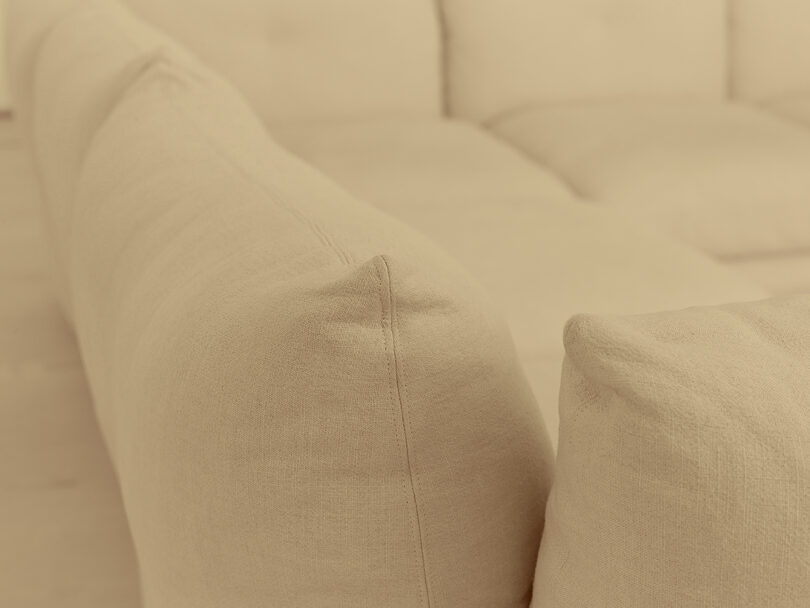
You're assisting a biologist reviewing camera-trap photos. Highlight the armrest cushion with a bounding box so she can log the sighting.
[532,296,810,606]
[20,3,555,606]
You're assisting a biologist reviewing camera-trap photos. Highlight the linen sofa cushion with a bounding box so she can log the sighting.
[274,120,769,445]
[441,0,726,122]
[731,0,810,101]
[22,3,555,607]
[491,101,810,259]
[123,0,442,124]
[532,296,810,607]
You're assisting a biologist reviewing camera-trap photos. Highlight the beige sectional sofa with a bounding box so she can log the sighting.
[2,0,809,606]
[117,0,810,295]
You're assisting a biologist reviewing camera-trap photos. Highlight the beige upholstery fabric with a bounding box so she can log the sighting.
[442,0,726,122]
[731,0,810,101]
[0,119,140,608]
[21,4,555,606]
[492,101,810,258]
[123,0,442,124]
[272,119,576,210]
[0,5,8,110]
[276,120,769,444]
[532,297,810,606]
[731,252,810,296]
[6,0,80,123]
[25,1,172,319]
[768,95,810,128]
[4,0,105,323]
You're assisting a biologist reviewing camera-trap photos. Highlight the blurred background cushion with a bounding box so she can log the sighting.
[442,0,726,122]
[731,0,810,101]
[0,118,141,608]
[123,0,442,124]
[491,101,810,259]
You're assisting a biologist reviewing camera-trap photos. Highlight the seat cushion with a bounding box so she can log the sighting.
[532,297,810,606]
[124,0,441,124]
[731,0,810,101]
[272,119,576,211]
[274,119,769,444]
[441,0,726,122]
[0,119,140,608]
[491,101,810,258]
[23,4,556,606]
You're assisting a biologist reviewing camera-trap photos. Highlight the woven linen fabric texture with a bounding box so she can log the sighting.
[531,296,810,607]
[13,2,555,606]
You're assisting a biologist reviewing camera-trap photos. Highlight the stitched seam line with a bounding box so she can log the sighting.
[376,256,432,607]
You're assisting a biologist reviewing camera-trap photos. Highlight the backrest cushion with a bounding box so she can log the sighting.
[123,0,442,124]
[23,3,555,606]
[730,0,810,101]
[531,297,810,606]
[442,0,727,122]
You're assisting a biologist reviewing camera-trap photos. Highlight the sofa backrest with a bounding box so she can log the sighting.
[442,0,728,123]
[123,0,443,124]
[730,0,810,101]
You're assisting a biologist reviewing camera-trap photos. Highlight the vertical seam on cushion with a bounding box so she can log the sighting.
[431,0,450,117]
[375,256,433,607]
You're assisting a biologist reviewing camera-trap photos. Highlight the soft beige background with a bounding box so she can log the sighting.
[1,1,9,111]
